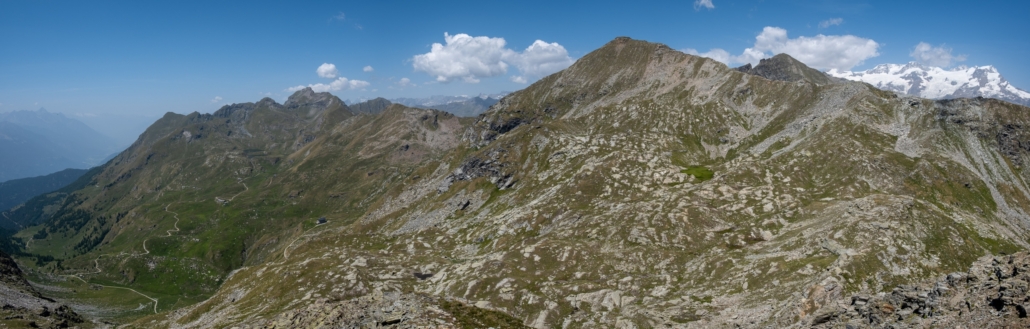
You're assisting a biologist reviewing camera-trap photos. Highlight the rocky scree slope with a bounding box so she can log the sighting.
[106,37,1030,328]
[812,251,1030,328]
[0,249,86,328]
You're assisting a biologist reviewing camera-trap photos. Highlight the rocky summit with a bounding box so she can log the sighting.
[3,37,1030,328]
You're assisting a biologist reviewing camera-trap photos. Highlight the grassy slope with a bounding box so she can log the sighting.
[6,38,1030,327]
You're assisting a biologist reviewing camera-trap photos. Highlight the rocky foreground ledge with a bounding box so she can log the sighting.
[812,252,1029,328]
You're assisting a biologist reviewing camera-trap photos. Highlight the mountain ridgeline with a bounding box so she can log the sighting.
[829,62,1030,106]
[0,169,88,216]
[5,37,1030,328]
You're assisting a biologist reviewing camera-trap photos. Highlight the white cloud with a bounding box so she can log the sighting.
[909,42,966,67]
[508,40,575,79]
[819,18,843,28]
[510,76,527,84]
[683,48,732,64]
[412,32,574,84]
[363,65,374,72]
[397,77,412,87]
[683,26,879,71]
[331,12,345,21]
[694,0,714,10]
[317,63,338,78]
[210,96,223,103]
[286,77,370,93]
[413,33,511,83]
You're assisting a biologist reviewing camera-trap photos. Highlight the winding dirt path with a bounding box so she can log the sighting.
[282,221,331,260]
[64,275,159,314]
[57,181,248,315]
[142,204,182,255]
[223,181,249,202]
[63,202,187,314]
[2,211,22,229]
[63,255,161,314]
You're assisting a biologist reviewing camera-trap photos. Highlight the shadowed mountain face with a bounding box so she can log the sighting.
[348,97,393,115]
[5,37,1030,328]
[735,53,841,86]
[0,168,88,227]
[0,109,120,182]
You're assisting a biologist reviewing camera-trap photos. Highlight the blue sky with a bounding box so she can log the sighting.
[1,0,1028,143]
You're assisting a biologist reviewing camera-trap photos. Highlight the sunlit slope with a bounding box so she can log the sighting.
[142,37,1030,327]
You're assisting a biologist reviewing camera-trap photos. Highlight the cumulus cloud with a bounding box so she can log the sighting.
[910,42,966,67]
[683,48,732,64]
[508,40,575,80]
[397,77,412,87]
[286,77,370,93]
[683,26,879,71]
[317,63,338,78]
[210,96,223,104]
[694,0,714,10]
[752,27,879,70]
[363,65,374,72]
[819,18,843,28]
[412,32,574,84]
[413,33,510,83]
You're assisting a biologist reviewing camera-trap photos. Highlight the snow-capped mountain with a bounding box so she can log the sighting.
[828,63,1030,106]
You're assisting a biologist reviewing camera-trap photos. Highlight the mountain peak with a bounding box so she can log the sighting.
[829,61,1030,105]
[283,87,344,110]
[735,53,839,85]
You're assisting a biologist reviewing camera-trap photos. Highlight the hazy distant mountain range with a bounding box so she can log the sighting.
[0,109,120,182]
[828,63,1030,106]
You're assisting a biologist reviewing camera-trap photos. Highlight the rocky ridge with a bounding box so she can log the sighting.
[136,37,1030,328]
[4,37,1030,328]
[736,54,841,86]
